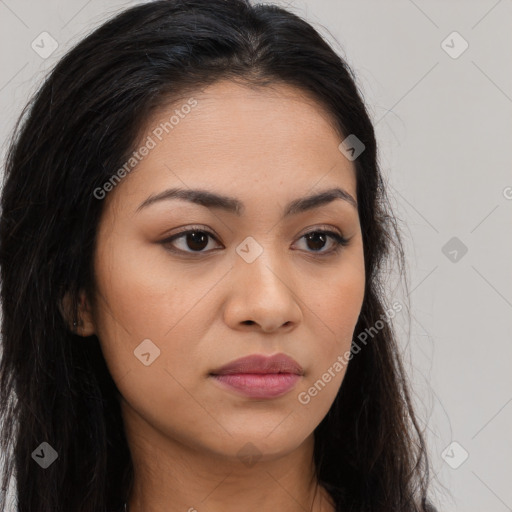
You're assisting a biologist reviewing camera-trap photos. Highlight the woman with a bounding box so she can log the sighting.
[0,0,437,510]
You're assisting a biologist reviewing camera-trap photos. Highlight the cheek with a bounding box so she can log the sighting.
[307,251,365,345]
[298,252,365,406]
[90,243,220,445]
[92,233,183,338]
[90,236,225,385]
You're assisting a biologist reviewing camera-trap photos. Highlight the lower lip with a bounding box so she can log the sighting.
[210,373,301,398]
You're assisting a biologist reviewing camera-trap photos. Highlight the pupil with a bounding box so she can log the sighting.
[306,232,326,251]
[187,231,208,251]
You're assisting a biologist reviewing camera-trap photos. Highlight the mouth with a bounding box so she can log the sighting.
[209,353,304,399]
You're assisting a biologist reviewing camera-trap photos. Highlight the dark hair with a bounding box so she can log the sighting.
[0,0,437,510]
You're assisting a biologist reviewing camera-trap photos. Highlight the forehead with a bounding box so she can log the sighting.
[109,80,357,211]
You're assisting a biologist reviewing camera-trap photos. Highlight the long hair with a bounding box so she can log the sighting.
[0,0,436,510]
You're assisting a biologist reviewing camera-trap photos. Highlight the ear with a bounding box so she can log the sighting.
[59,289,96,337]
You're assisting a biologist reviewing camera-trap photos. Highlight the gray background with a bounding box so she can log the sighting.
[1,0,511,511]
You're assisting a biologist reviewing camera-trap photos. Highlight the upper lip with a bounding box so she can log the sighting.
[210,353,304,376]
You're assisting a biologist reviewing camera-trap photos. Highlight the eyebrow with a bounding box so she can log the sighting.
[136,186,358,216]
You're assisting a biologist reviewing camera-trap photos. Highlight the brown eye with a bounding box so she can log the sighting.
[304,232,328,251]
[182,231,210,251]
[160,226,349,257]
[294,230,349,255]
[161,228,222,254]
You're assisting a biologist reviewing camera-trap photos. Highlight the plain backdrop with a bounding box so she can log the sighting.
[1,1,511,511]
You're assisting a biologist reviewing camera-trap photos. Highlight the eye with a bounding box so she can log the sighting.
[293,229,350,256]
[160,226,222,254]
[159,226,350,256]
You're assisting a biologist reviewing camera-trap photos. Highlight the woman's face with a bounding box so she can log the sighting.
[85,80,365,463]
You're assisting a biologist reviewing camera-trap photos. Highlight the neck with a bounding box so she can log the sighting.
[121,402,335,512]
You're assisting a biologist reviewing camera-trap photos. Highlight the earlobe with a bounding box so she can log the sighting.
[59,290,96,337]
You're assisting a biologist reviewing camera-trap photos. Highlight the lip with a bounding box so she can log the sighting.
[209,353,304,399]
[210,353,304,376]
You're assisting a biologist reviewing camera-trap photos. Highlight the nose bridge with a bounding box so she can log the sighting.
[235,234,289,291]
[224,235,301,331]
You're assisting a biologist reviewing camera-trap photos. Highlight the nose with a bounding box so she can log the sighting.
[222,247,303,333]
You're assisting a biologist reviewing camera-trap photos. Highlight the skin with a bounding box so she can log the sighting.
[73,80,365,512]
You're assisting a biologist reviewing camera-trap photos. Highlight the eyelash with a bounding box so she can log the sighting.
[159,225,350,257]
